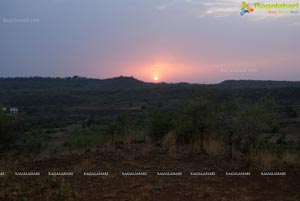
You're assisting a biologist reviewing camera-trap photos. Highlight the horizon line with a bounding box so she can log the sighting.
[0,75,300,85]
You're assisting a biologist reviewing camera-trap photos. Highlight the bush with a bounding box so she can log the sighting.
[175,121,196,144]
[285,106,298,118]
[25,128,45,153]
[257,138,272,151]
[149,111,173,142]
[231,98,274,156]
[274,135,287,159]
[174,97,215,152]
[64,128,106,150]
[0,113,18,149]
[274,143,286,159]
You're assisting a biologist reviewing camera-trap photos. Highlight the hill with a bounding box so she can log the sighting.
[1,76,300,128]
[0,76,150,91]
[219,80,300,88]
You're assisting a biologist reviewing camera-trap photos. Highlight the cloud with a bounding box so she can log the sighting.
[156,0,181,10]
[156,0,202,11]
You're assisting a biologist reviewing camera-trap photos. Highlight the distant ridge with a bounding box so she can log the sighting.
[1,76,300,90]
[0,76,150,91]
[218,80,300,88]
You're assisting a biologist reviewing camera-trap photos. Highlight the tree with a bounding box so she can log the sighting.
[217,98,274,159]
[233,98,274,158]
[175,97,215,153]
[216,98,241,159]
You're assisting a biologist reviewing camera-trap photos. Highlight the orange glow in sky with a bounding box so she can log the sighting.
[104,53,216,83]
[149,63,177,82]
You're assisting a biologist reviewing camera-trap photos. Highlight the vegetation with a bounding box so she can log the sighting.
[175,97,215,152]
[149,111,173,142]
[24,128,46,153]
[0,77,299,165]
[0,77,300,201]
[64,127,108,150]
[0,105,19,149]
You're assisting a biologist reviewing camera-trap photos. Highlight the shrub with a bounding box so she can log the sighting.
[257,138,272,151]
[0,113,18,149]
[149,111,173,142]
[274,135,287,159]
[175,97,215,153]
[64,128,106,150]
[285,106,298,118]
[25,128,45,153]
[216,98,274,158]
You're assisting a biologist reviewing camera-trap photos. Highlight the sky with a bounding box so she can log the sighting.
[0,0,299,83]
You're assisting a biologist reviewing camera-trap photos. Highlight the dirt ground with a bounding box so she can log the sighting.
[0,146,299,201]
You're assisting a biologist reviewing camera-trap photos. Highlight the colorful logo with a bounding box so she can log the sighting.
[240,2,254,16]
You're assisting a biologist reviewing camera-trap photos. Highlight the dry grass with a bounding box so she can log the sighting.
[162,132,177,158]
[204,136,224,156]
[190,139,202,154]
[142,137,153,157]
[123,134,135,146]
[189,135,224,156]
[282,152,300,165]
[73,158,94,172]
[251,150,300,169]
[251,151,277,169]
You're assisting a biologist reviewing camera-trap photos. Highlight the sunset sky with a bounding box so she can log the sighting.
[0,0,299,83]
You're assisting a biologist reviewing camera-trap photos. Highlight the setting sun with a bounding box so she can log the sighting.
[153,76,159,81]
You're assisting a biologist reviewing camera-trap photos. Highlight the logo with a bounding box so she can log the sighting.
[240,2,299,16]
[240,2,254,16]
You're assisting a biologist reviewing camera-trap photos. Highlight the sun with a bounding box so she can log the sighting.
[153,76,159,81]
